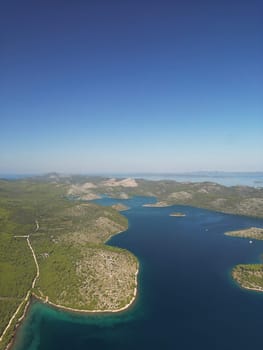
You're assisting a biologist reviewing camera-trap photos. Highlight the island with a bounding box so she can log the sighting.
[169,212,186,217]
[1,173,263,350]
[232,264,263,292]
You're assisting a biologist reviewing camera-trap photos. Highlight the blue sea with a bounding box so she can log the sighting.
[12,196,263,350]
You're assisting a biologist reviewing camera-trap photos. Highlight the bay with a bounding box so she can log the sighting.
[12,197,263,350]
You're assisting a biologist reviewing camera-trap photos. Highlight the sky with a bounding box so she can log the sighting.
[0,0,262,174]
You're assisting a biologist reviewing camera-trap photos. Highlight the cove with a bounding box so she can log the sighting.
[12,197,263,350]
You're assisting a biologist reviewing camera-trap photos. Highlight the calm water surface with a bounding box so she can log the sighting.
[13,197,263,350]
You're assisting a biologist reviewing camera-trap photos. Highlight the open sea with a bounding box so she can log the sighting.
[12,196,263,350]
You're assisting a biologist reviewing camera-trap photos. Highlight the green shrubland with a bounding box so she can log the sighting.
[0,178,133,349]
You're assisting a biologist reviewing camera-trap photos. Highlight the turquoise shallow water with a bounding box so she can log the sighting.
[12,197,263,350]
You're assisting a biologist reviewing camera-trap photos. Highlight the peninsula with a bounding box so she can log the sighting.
[225,227,263,240]
[111,203,130,211]
[0,179,137,350]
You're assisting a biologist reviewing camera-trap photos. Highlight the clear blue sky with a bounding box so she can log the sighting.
[1,0,262,174]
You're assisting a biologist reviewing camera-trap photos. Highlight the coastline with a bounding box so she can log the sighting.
[5,298,32,350]
[5,266,139,350]
[3,222,138,350]
[3,193,263,349]
[5,192,262,349]
[32,266,139,314]
[242,285,263,293]
[234,282,263,293]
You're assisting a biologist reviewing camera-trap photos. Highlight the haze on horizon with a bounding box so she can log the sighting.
[1,0,262,174]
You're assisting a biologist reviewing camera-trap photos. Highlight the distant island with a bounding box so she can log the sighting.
[169,212,186,217]
[1,173,263,350]
[142,201,171,207]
